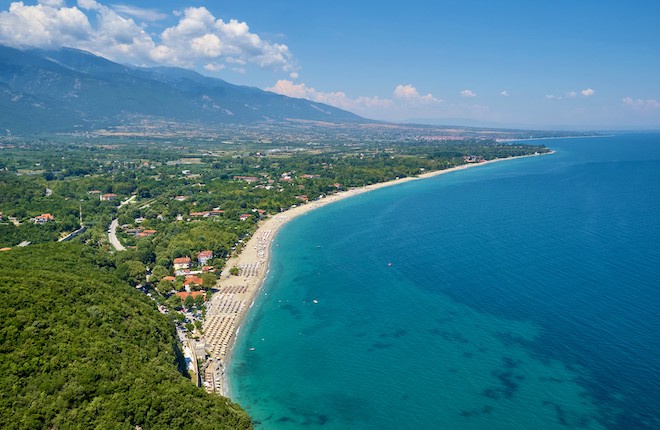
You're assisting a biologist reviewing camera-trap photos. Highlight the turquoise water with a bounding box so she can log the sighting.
[229,134,660,429]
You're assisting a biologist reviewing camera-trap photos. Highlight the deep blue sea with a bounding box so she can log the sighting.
[229,134,660,429]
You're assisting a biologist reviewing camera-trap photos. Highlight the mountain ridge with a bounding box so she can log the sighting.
[0,45,366,134]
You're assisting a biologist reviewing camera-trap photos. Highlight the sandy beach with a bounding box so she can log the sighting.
[202,151,553,396]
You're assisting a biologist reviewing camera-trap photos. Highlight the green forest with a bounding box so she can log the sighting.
[0,244,252,429]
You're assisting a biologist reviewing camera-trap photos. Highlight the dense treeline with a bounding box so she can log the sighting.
[1,138,549,256]
[2,143,466,251]
[0,244,252,430]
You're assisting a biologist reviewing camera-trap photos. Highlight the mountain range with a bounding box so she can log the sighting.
[0,45,365,134]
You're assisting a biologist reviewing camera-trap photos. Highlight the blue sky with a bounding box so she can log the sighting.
[1,0,659,129]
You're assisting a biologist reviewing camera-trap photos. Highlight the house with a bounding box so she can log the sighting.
[239,213,252,221]
[184,275,204,286]
[32,213,54,223]
[463,155,484,163]
[189,210,224,218]
[161,276,176,282]
[173,257,191,275]
[137,229,157,237]
[176,291,205,303]
[197,250,213,266]
[233,176,259,183]
[182,275,204,291]
[100,193,117,201]
[174,196,188,201]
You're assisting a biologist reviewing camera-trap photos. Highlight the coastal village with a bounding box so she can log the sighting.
[158,222,279,395]
[1,153,548,396]
[0,135,553,408]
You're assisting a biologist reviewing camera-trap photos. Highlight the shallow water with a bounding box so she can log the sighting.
[229,133,660,429]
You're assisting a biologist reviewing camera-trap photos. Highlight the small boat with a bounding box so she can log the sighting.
[313,299,318,304]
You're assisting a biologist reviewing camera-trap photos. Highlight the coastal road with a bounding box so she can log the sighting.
[108,219,126,251]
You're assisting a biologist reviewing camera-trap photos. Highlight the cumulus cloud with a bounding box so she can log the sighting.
[622,97,660,111]
[110,4,168,21]
[500,90,509,97]
[267,81,447,115]
[0,2,94,49]
[394,84,440,104]
[266,80,500,123]
[266,80,393,112]
[0,1,296,73]
[39,0,66,7]
[460,89,476,97]
[548,89,595,101]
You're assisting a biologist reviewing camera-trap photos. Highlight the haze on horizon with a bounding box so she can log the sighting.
[1,0,658,130]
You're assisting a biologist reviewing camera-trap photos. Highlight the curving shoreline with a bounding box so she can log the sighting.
[201,151,554,398]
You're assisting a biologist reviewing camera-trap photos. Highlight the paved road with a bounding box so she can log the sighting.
[108,219,126,251]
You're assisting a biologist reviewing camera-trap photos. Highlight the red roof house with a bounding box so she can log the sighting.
[176,291,206,302]
[183,275,204,287]
[33,213,55,223]
[173,257,191,275]
[197,250,213,265]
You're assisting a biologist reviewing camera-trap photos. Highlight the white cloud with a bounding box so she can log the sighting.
[622,97,660,111]
[0,1,296,73]
[267,80,498,123]
[266,81,441,115]
[267,80,312,99]
[565,88,594,98]
[580,88,595,97]
[460,89,476,97]
[394,84,440,104]
[548,88,596,101]
[38,0,66,7]
[110,4,167,22]
[500,90,509,97]
[204,63,226,72]
[266,80,392,112]
[0,2,94,49]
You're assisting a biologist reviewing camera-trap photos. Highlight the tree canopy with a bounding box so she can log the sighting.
[0,243,252,430]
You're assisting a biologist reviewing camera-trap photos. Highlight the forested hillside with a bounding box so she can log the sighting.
[0,243,252,430]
